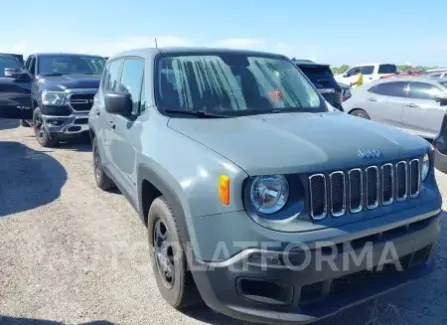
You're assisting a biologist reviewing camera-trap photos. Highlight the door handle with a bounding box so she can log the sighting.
[367,97,377,102]
[406,103,419,108]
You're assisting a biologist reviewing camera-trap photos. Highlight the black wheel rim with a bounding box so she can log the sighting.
[153,218,175,288]
[34,113,44,139]
[93,145,102,181]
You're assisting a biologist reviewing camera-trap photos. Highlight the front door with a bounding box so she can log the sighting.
[100,58,124,169]
[364,81,408,128]
[0,55,33,119]
[402,81,446,139]
[108,57,145,199]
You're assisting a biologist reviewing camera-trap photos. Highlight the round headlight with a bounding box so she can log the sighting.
[249,175,289,214]
[421,154,430,181]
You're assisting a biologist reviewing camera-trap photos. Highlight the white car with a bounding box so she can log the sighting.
[335,63,397,85]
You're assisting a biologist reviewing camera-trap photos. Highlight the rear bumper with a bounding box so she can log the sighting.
[190,211,441,325]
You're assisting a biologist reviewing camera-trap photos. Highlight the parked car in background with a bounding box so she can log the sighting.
[339,82,352,102]
[335,63,397,85]
[293,59,344,111]
[433,110,447,174]
[426,69,447,78]
[344,77,447,140]
[0,53,106,147]
[90,47,440,325]
[0,53,24,65]
[0,54,32,120]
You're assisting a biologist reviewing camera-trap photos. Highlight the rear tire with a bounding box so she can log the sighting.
[33,108,58,148]
[20,119,31,127]
[148,197,201,309]
[92,137,115,191]
[350,109,370,119]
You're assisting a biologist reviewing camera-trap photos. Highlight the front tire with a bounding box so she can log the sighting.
[92,137,115,190]
[20,119,31,127]
[33,108,58,147]
[148,197,201,309]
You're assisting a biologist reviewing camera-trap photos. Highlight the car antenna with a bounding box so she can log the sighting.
[154,37,158,48]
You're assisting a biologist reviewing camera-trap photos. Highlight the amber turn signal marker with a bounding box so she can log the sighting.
[219,175,230,206]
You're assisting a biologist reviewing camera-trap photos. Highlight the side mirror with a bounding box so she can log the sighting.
[435,95,447,106]
[4,68,32,81]
[104,92,133,117]
[342,73,348,78]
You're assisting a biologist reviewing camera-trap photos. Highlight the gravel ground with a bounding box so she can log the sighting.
[0,118,446,325]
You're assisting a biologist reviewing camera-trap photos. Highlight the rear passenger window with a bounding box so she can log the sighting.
[102,59,123,91]
[408,82,442,100]
[360,66,374,75]
[369,82,407,97]
[378,64,397,74]
[119,58,145,114]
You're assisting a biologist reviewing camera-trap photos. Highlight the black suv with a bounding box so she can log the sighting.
[0,54,32,120]
[293,59,344,111]
[0,53,106,147]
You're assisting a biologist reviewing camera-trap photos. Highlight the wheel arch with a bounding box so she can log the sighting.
[137,164,192,249]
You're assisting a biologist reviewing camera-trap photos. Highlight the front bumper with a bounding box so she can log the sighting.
[191,210,441,325]
[41,113,89,136]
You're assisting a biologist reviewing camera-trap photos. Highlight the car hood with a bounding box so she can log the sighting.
[168,112,429,175]
[39,74,101,90]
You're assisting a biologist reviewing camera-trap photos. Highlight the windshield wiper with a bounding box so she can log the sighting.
[163,109,231,118]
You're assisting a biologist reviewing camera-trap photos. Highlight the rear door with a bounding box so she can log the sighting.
[377,64,397,79]
[359,65,375,83]
[364,81,407,127]
[0,56,33,119]
[402,81,446,139]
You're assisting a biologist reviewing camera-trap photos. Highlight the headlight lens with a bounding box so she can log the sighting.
[421,154,430,181]
[42,90,66,105]
[249,175,289,214]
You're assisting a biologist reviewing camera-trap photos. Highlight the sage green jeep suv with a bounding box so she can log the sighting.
[89,47,441,324]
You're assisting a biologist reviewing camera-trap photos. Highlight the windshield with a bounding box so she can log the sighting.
[0,56,21,77]
[38,55,106,76]
[297,65,339,89]
[155,53,324,117]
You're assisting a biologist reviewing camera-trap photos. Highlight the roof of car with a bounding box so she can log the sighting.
[32,52,104,57]
[372,76,447,84]
[291,59,330,67]
[110,47,289,60]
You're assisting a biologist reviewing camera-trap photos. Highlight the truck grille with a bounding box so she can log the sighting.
[309,159,421,220]
[68,93,95,112]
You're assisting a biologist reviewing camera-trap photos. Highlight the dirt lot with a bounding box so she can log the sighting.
[1,118,447,325]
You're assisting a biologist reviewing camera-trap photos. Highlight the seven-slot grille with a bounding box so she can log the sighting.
[309,159,421,220]
[68,93,95,112]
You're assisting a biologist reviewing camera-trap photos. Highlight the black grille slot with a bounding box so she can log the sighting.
[348,169,362,213]
[69,93,95,111]
[330,172,345,216]
[381,163,394,205]
[396,161,408,201]
[409,159,420,198]
[365,166,379,209]
[309,174,327,220]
